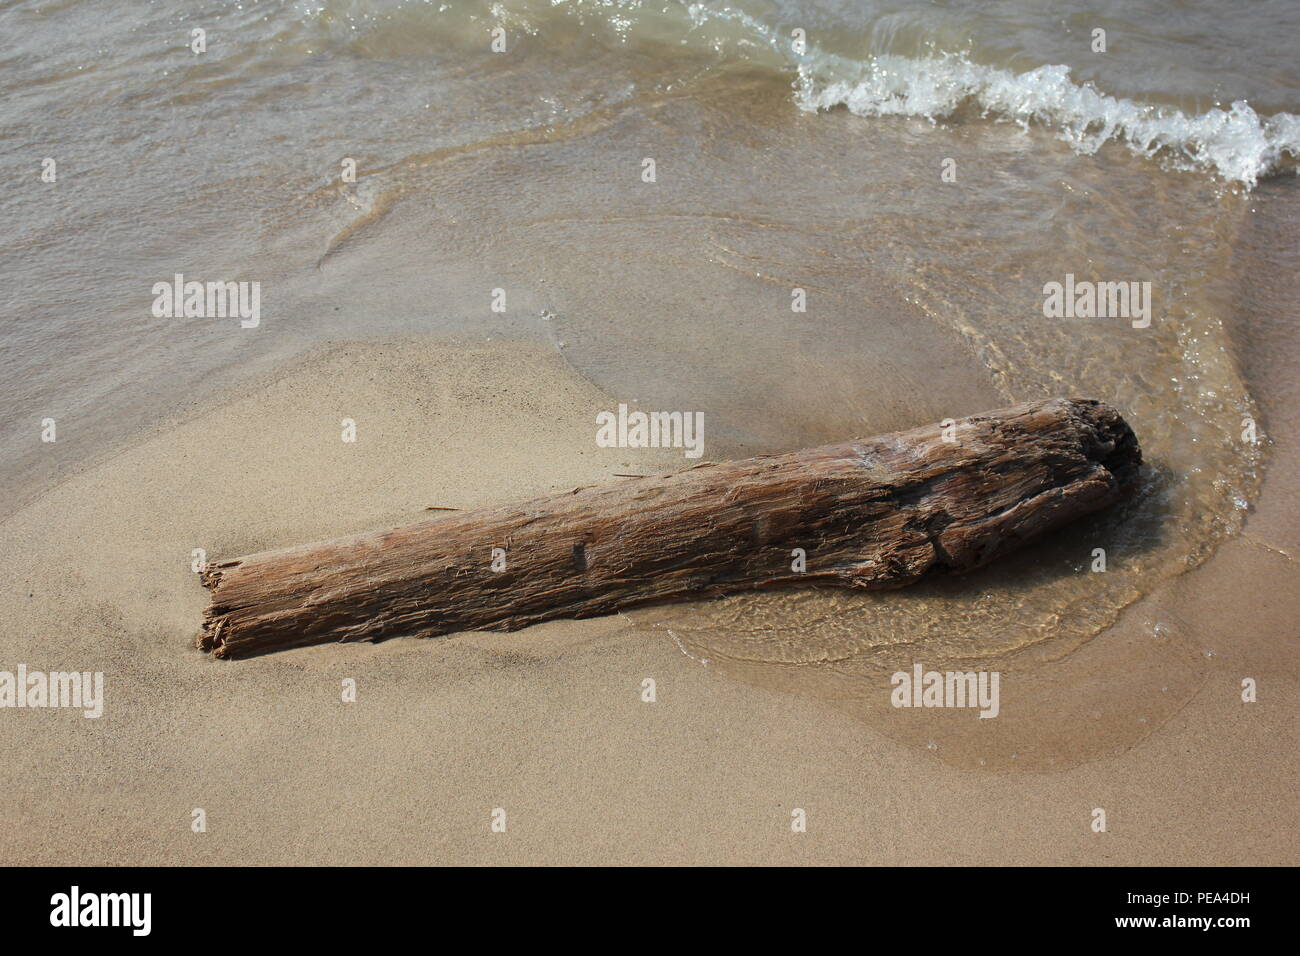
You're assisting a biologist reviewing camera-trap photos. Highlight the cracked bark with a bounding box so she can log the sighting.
[197,398,1141,659]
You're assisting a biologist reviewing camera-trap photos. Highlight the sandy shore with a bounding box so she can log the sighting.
[0,338,1294,865]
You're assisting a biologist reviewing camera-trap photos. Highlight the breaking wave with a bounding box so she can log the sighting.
[304,0,1299,187]
[794,53,1300,188]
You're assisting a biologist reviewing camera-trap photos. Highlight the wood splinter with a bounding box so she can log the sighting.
[197,398,1141,660]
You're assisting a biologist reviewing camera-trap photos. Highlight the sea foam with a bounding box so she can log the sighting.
[794,52,1298,187]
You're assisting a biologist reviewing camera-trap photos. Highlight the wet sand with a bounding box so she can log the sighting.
[0,337,1293,865]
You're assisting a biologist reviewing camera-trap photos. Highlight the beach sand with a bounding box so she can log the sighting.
[1,337,1293,865]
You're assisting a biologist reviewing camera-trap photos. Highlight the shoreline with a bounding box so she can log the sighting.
[0,335,1292,865]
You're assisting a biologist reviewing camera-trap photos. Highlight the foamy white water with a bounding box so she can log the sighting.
[795,54,1300,187]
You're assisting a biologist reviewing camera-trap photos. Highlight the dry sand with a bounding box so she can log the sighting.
[0,338,1294,865]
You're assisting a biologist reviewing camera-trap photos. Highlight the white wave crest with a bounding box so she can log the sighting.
[795,54,1299,187]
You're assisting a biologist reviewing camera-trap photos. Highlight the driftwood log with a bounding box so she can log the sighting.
[198,398,1140,659]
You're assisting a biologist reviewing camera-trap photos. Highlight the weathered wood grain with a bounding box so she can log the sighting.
[197,398,1140,659]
